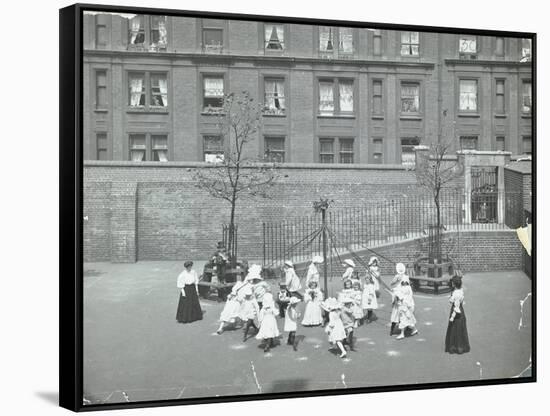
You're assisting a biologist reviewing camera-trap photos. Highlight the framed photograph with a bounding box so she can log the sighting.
[59,2,536,412]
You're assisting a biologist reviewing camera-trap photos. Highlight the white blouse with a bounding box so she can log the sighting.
[449,288,464,314]
[177,269,198,288]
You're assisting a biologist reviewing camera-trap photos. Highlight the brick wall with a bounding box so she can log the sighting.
[84,162,430,262]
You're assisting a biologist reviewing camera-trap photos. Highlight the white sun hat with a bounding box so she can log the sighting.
[312,255,324,264]
[368,256,379,266]
[395,262,406,274]
[344,259,356,268]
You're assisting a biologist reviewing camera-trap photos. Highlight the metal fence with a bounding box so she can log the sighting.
[262,189,522,267]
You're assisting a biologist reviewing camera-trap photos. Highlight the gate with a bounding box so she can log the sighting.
[471,167,498,223]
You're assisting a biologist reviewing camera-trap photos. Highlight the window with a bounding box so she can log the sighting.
[495,37,504,57]
[203,135,225,163]
[96,133,108,160]
[401,138,420,166]
[401,82,420,114]
[203,76,224,111]
[522,81,532,113]
[373,29,382,56]
[495,136,506,152]
[95,16,107,49]
[522,135,532,154]
[129,134,168,161]
[520,39,531,62]
[129,134,146,161]
[401,32,419,56]
[495,79,505,114]
[319,27,354,58]
[459,35,477,58]
[372,138,383,164]
[459,80,478,112]
[265,24,285,50]
[203,28,223,53]
[264,78,285,115]
[96,70,107,109]
[460,136,478,150]
[372,80,384,115]
[339,138,354,163]
[128,15,167,51]
[318,79,354,116]
[319,138,334,163]
[128,72,168,109]
[264,136,285,162]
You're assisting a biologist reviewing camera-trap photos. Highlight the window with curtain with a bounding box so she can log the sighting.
[319,79,354,115]
[521,39,531,62]
[372,138,383,163]
[264,136,285,162]
[96,70,107,109]
[319,81,335,115]
[152,135,168,162]
[339,28,353,54]
[129,134,146,161]
[265,24,284,50]
[495,80,505,114]
[401,137,420,166]
[459,35,477,56]
[459,80,478,111]
[401,32,419,56]
[96,133,108,160]
[150,16,167,47]
[264,78,285,115]
[128,73,145,107]
[319,138,335,163]
[150,74,168,107]
[339,138,354,164]
[401,83,420,113]
[129,16,145,45]
[522,81,532,113]
[319,27,335,52]
[203,135,225,163]
[373,80,383,115]
[203,28,223,52]
[203,76,224,110]
[460,136,478,150]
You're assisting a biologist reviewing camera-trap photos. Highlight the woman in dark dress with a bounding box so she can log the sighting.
[445,274,470,354]
[176,261,203,323]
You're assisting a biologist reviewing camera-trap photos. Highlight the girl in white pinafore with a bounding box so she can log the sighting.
[302,281,324,326]
[394,275,418,340]
[256,293,280,352]
[322,298,348,358]
[216,279,248,334]
[362,273,378,323]
[390,263,407,336]
[351,280,364,326]
[284,297,301,351]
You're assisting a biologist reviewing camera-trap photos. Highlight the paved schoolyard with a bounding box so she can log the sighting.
[82,261,532,404]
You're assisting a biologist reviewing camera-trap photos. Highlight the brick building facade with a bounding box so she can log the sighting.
[83,13,533,165]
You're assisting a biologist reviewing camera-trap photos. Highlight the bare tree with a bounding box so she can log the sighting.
[416,110,463,263]
[193,91,279,264]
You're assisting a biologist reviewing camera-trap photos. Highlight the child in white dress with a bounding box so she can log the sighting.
[341,297,356,351]
[256,293,280,352]
[322,298,348,358]
[394,276,418,340]
[240,286,260,342]
[338,278,354,303]
[302,281,324,326]
[216,279,248,334]
[284,297,301,351]
[390,262,407,336]
[351,280,364,327]
[362,274,379,323]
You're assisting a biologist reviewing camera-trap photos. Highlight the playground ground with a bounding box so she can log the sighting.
[82,261,532,405]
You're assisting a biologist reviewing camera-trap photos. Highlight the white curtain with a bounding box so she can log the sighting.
[265,25,284,48]
[204,78,224,97]
[459,80,477,111]
[156,149,168,162]
[523,83,532,112]
[158,78,168,107]
[339,81,354,112]
[319,82,334,112]
[459,38,476,53]
[401,85,419,112]
[265,79,285,111]
[131,149,145,161]
[339,28,353,53]
[319,27,333,51]
[158,18,167,45]
[129,77,143,106]
[130,16,142,44]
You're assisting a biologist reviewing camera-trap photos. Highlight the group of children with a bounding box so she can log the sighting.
[215,256,419,357]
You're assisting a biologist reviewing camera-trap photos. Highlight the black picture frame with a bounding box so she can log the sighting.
[60,3,536,412]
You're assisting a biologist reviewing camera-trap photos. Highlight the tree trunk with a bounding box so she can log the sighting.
[435,192,441,264]
[228,195,237,267]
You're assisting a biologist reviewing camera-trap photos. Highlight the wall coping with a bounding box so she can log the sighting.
[504,161,532,175]
[84,160,411,171]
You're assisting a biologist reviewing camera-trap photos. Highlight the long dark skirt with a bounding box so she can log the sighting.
[445,304,470,354]
[176,284,203,323]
